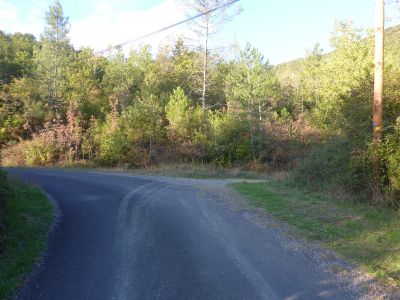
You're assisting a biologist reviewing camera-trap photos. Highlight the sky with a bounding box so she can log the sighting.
[0,0,399,65]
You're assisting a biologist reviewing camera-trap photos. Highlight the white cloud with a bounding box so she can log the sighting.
[0,0,191,52]
[69,0,189,53]
[0,0,50,37]
[0,0,234,56]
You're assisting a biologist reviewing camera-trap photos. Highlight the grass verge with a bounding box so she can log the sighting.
[0,174,53,299]
[60,162,271,180]
[231,180,400,292]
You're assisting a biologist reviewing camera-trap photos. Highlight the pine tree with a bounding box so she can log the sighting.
[34,0,73,119]
[182,0,241,111]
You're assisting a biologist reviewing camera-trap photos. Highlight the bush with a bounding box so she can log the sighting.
[385,118,400,193]
[165,88,210,163]
[24,133,57,166]
[349,141,399,208]
[1,143,26,166]
[95,118,127,167]
[292,132,400,208]
[346,118,400,208]
[291,138,353,189]
[1,132,57,167]
[208,113,252,166]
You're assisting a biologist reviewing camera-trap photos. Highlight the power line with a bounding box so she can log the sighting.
[94,0,240,56]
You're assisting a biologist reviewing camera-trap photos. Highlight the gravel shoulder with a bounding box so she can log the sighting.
[8,168,397,300]
[97,170,398,299]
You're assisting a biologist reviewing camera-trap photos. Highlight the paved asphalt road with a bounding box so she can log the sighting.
[9,168,368,300]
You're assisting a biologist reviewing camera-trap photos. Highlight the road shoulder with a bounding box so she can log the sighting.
[0,173,54,299]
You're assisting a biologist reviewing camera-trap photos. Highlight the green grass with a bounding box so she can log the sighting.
[0,178,53,299]
[232,181,400,291]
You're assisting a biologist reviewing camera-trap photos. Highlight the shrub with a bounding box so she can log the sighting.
[165,87,210,162]
[384,117,400,198]
[94,116,127,166]
[208,113,252,166]
[293,132,400,208]
[291,138,353,189]
[1,132,57,167]
[349,141,399,208]
[1,143,26,166]
[24,133,57,166]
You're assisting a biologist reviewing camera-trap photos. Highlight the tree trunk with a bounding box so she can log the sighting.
[201,16,209,111]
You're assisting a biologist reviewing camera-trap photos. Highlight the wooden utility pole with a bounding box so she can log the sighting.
[373,0,384,142]
[372,0,384,203]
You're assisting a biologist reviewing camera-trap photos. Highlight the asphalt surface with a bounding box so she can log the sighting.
[9,168,368,300]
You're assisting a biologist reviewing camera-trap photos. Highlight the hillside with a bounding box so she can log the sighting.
[274,25,400,86]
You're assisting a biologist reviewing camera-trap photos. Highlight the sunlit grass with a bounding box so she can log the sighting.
[232,181,400,291]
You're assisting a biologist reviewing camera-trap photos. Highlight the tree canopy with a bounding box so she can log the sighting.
[1,2,400,207]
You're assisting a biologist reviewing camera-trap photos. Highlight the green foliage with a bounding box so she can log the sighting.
[277,23,400,207]
[385,26,400,69]
[66,49,108,122]
[1,132,57,167]
[208,113,251,165]
[386,122,400,192]
[0,31,37,84]
[291,138,353,189]
[120,95,165,166]
[24,134,57,166]
[0,170,10,234]
[34,0,73,117]
[232,181,400,290]
[94,115,126,166]
[43,0,69,42]
[0,169,9,198]
[165,87,209,161]
[293,130,400,208]
[166,87,195,141]
[309,22,374,135]
[95,95,165,167]
[1,0,400,210]
[277,23,400,139]
[225,43,280,120]
[224,44,283,163]
[0,176,53,299]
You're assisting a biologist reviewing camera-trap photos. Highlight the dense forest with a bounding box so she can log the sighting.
[1,2,400,207]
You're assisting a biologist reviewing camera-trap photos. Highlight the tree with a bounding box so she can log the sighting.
[0,32,38,144]
[166,86,200,142]
[121,95,164,165]
[66,48,108,122]
[182,0,241,111]
[225,44,280,157]
[170,38,200,101]
[309,22,374,137]
[297,44,323,114]
[34,0,73,118]
[0,31,36,85]
[166,87,208,161]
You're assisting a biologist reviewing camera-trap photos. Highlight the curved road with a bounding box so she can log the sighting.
[10,169,368,300]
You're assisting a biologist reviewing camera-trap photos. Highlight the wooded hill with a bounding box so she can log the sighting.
[275,25,400,87]
[0,2,399,207]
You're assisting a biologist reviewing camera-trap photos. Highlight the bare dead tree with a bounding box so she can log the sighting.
[181,0,241,111]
